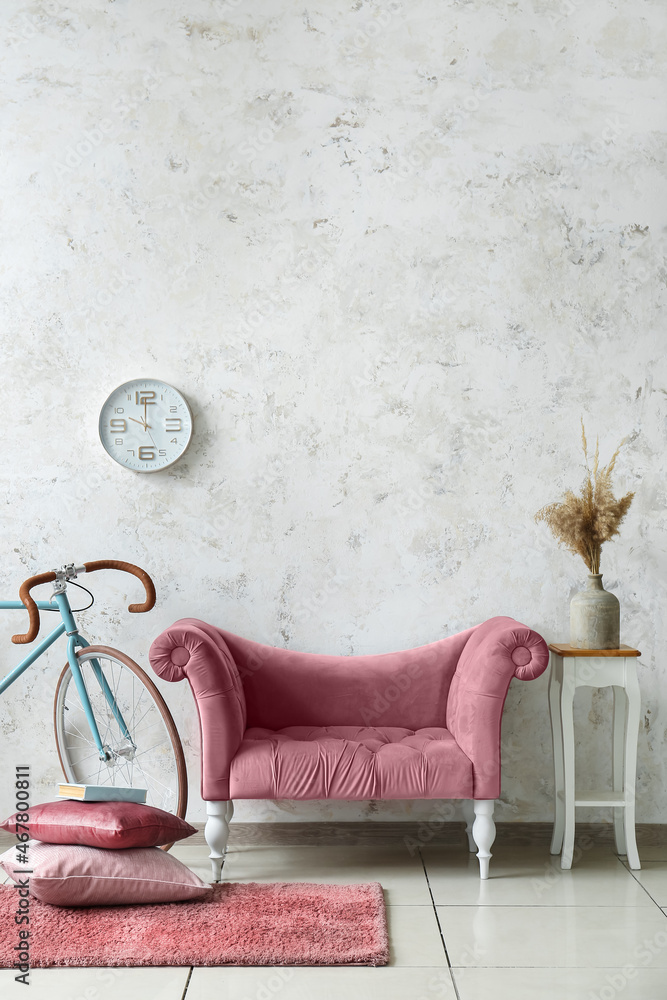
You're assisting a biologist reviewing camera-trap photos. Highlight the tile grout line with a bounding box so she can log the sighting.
[621,861,667,915]
[180,967,194,998]
[418,847,462,1000]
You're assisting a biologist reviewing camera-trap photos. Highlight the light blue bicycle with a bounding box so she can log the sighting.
[0,560,187,817]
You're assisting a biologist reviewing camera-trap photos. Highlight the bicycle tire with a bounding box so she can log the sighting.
[53,645,188,821]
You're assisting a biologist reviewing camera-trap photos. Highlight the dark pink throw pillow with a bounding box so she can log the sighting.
[0,800,196,849]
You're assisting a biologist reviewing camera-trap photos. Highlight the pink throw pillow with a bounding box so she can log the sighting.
[0,841,211,906]
[0,800,196,849]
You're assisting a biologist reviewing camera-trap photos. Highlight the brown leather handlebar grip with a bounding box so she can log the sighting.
[83,560,156,613]
[11,572,57,644]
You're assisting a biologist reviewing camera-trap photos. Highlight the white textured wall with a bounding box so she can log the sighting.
[1,0,666,826]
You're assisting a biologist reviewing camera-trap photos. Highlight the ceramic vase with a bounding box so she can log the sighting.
[570,574,620,649]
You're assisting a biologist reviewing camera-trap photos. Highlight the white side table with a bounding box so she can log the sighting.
[548,642,642,870]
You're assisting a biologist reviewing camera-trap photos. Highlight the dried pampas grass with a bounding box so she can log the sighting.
[535,421,635,574]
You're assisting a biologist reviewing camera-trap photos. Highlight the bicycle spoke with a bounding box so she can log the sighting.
[132,740,174,760]
[64,750,101,766]
[132,764,173,795]
[121,721,166,741]
[115,760,135,787]
[63,720,95,744]
[129,686,148,729]
[123,705,160,741]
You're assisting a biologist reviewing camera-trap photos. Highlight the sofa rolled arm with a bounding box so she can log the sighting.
[149,618,247,801]
[446,616,549,799]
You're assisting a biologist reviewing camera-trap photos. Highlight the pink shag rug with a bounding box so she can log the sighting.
[0,882,388,967]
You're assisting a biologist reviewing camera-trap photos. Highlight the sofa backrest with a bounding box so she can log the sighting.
[220,625,478,731]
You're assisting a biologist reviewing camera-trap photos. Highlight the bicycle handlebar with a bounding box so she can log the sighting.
[83,561,156,614]
[11,572,57,645]
[10,561,156,645]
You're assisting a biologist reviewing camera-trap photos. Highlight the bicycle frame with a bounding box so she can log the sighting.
[0,591,134,761]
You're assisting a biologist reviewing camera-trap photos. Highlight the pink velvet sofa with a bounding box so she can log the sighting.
[149,615,549,879]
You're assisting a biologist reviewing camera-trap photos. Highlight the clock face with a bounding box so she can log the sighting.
[99,379,193,473]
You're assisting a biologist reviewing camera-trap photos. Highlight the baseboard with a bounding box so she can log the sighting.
[181,821,667,848]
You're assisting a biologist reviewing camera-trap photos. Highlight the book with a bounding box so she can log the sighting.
[57,783,147,804]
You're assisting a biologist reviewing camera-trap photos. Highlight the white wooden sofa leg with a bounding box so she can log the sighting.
[472,800,496,880]
[462,799,476,852]
[206,800,234,882]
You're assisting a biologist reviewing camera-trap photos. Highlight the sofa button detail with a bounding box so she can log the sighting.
[511,646,532,667]
[171,645,191,667]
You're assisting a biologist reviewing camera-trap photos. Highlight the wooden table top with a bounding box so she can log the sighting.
[548,643,641,658]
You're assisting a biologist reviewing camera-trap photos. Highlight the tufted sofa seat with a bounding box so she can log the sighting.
[231,726,473,800]
[149,615,549,880]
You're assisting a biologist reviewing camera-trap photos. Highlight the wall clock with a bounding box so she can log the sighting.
[99,379,193,473]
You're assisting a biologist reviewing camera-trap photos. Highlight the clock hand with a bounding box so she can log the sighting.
[129,416,152,430]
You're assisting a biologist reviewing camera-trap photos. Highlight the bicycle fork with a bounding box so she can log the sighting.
[56,593,135,765]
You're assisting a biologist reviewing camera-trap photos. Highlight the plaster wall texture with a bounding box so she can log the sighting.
[0,0,665,826]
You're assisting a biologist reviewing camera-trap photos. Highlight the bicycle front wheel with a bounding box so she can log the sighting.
[54,646,187,818]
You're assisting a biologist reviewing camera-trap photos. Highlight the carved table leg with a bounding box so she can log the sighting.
[612,684,627,857]
[549,652,565,855]
[623,666,641,870]
[560,663,576,870]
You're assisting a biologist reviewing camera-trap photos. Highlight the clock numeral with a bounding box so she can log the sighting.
[115,438,123,445]
[136,390,156,406]
[165,418,182,432]
[159,449,167,457]
[170,437,178,443]
[138,446,156,461]
[114,407,124,414]
[127,450,135,456]
[127,394,132,400]
[110,419,126,432]
[170,406,178,413]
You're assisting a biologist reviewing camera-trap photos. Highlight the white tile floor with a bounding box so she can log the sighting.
[3,840,667,999]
